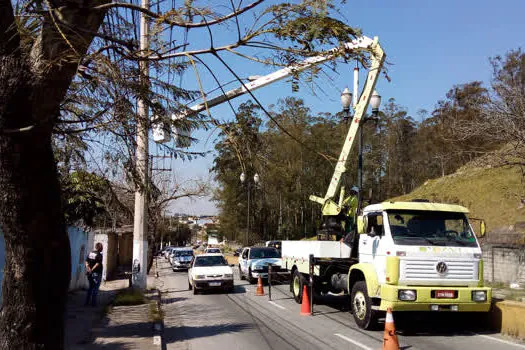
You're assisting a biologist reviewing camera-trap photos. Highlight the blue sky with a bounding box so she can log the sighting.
[162,0,525,215]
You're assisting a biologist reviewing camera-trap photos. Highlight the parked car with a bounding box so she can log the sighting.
[164,247,175,259]
[238,247,282,283]
[188,254,234,294]
[205,247,222,254]
[168,247,181,265]
[171,248,194,271]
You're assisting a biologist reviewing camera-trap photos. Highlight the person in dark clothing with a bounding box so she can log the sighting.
[85,242,103,306]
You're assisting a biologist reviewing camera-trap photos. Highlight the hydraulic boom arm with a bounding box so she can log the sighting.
[153,36,383,144]
[309,38,385,217]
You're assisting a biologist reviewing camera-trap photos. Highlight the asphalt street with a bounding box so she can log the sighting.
[156,258,525,350]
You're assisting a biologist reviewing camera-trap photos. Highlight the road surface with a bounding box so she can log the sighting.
[156,258,525,350]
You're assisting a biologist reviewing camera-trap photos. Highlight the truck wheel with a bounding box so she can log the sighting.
[350,281,377,330]
[239,265,245,280]
[291,270,304,304]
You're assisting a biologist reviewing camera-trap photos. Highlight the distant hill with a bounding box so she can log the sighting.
[393,163,525,233]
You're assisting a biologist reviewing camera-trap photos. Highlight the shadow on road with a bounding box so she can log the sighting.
[162,296,188,304]
[163,323,253,344]
[391,312,498,338]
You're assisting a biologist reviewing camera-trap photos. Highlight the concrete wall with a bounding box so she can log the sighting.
[482,244,525,285]
[0,226,92,303]
[68,227,94,291]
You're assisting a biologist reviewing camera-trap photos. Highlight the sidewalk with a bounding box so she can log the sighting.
[65,271,160,349]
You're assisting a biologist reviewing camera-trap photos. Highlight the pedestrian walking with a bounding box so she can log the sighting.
[85,242,103,307]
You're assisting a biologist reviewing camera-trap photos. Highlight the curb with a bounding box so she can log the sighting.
[490,299,525,340]
[152,258,165,348]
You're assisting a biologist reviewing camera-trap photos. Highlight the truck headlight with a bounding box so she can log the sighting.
[224,274,233,279]
[174,261,180,265]
[472,290,487,302]
[195,275,206,280]
[398,289,417,301]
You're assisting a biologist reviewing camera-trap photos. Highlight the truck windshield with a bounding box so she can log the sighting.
[249,248,281,259]
[386,210,478,247]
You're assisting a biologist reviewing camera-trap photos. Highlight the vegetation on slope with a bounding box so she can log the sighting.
[393,165,525,231]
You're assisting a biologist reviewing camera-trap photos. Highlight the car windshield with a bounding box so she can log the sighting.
[249,248,281,259]
[207,248,221,253]
[194,255,228,267]
[387,210,478,247]
[175,250,193,257]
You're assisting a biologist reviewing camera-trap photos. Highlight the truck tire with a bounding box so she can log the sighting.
[239,265,245,280]
[291,269,304,304]
[350,281,378,330]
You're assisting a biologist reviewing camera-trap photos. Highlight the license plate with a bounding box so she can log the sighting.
[435,290,455,298]
[209,282,221,287]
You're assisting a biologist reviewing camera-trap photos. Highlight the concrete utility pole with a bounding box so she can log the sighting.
[132,0,149,290]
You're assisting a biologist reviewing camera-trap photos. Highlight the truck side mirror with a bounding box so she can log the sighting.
[357,216,366,234]
[479,220,486,238]
[470,218,486,238]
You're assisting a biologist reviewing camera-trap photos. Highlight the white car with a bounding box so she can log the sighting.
[238,247,282,283]
[188,254,234,294]
[205,247,222,254]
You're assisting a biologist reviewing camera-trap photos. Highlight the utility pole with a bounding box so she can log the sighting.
[132,0,149,290]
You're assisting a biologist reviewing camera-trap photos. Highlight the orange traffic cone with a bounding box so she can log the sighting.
[383,307,399,350]
[300,285,311,316]
[255,276,265,296]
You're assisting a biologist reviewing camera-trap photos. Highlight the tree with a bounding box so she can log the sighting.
[0,0,360,347]
[454,50,525,167]
[213,97,347,241]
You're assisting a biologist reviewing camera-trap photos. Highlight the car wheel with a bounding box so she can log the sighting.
[188,281,192,290]
[193,287,199,295]
[291,269,304,304]
[239,265,245,280]
[350,281,378,330]
[248,268,255,284]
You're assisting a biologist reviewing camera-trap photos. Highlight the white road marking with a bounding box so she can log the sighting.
[334,333,375,350]
[153,335,161,346]
[476,334,525,349]
[268,301,286,310]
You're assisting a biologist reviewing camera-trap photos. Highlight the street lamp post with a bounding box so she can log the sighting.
[240,172,259,245]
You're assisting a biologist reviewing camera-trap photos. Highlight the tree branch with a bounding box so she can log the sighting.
[92,0,263,28]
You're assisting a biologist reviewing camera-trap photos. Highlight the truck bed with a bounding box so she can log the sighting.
[281,240,352,259]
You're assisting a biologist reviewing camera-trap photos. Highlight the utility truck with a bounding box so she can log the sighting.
[279,36,492,330]
[282,202,490,329]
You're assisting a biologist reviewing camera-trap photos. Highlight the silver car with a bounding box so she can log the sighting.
[171,248,194,271]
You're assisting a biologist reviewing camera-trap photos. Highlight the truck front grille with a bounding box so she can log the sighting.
[401,259,477,281]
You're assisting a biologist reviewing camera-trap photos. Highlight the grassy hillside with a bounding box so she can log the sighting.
[393,165,525,232]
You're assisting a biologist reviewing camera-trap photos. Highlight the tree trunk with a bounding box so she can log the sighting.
[0,0,108,347]
[0,59,70,349]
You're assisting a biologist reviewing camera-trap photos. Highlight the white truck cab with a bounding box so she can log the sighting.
[282,201,491,330]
